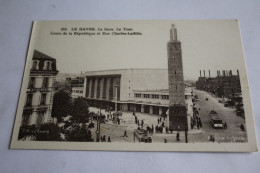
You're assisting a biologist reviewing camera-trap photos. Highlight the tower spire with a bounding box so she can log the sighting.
[170,24,177,41]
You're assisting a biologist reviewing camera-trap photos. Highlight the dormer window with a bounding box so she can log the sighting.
[46,61,52,70]
[32,61,38,70]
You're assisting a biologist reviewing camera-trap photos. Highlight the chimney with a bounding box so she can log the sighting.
[209,70,210,77]
[230,70,232,76]
[203,70,205,77]
[200,70,201,77]
[223,70,226,76]
[237,70,239,76]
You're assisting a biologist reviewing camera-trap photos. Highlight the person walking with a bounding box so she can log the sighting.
[108,136,111,142]
[123,130,128,137]
[176,132,180,141]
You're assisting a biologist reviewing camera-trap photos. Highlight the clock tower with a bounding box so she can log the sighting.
[167,24,188,131]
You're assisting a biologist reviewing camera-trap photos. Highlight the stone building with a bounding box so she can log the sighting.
[21,50,58,127]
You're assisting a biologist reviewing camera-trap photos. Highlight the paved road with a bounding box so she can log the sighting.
[193,89,247,143]
[88,89,248,143]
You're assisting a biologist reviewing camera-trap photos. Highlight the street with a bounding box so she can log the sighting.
[192,89,247,143]
[88,89,248,143]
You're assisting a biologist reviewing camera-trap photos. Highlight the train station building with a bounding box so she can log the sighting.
[82,68,193,119]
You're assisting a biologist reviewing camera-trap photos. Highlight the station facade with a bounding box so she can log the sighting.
[83,69,193,119]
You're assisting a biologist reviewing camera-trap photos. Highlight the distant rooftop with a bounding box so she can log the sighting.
[33,50,56,60]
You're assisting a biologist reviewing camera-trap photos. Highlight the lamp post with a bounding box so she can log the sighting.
[96,106,102,142]
[114,85,119,113]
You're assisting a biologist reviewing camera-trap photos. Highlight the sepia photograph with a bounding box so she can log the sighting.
[10,20,257,152]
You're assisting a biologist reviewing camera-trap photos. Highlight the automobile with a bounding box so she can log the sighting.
[209,110,223,129]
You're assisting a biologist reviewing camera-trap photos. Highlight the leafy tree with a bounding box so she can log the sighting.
[52,90,72,122]
[65,123,93,142]
[71,97,90,124]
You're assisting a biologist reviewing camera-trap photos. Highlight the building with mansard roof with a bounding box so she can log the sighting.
[21,50,58,128]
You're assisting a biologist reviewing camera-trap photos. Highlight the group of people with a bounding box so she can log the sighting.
[133,112,144,128]
[100,135,111,142]
[191,107,202,130]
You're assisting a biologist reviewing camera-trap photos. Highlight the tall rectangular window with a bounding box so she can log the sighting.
[22,113,31,126]
[36,111,45,126]
[26,94,33,106]
[28,77,35,88]
[42,77,49,88]
[40,93,47,105]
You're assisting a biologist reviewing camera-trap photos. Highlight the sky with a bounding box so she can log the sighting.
[31,20,246,80]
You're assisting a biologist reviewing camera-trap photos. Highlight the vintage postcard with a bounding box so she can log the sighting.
[10,20,258,152]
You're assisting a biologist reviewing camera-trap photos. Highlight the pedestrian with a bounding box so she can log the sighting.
[103,135,106,142]
[160,117,162,123]
[141,120,144,126]
[133,112,135,116]
[209,135,215,142]
[138,120,140,126]
[162,122,164,127]
[123,130,128,137]
[164,138,167,143]
[176,132,180,141]
[151,124,154,134]
[157,118,160,124]
[108,136,111,142]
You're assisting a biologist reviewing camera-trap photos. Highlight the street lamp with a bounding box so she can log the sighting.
[114,85,119,113]
[96,105,103,142]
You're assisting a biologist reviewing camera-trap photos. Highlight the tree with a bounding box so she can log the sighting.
[52,90,72,122]
[64,123,93,142]
[71,97,90,124]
